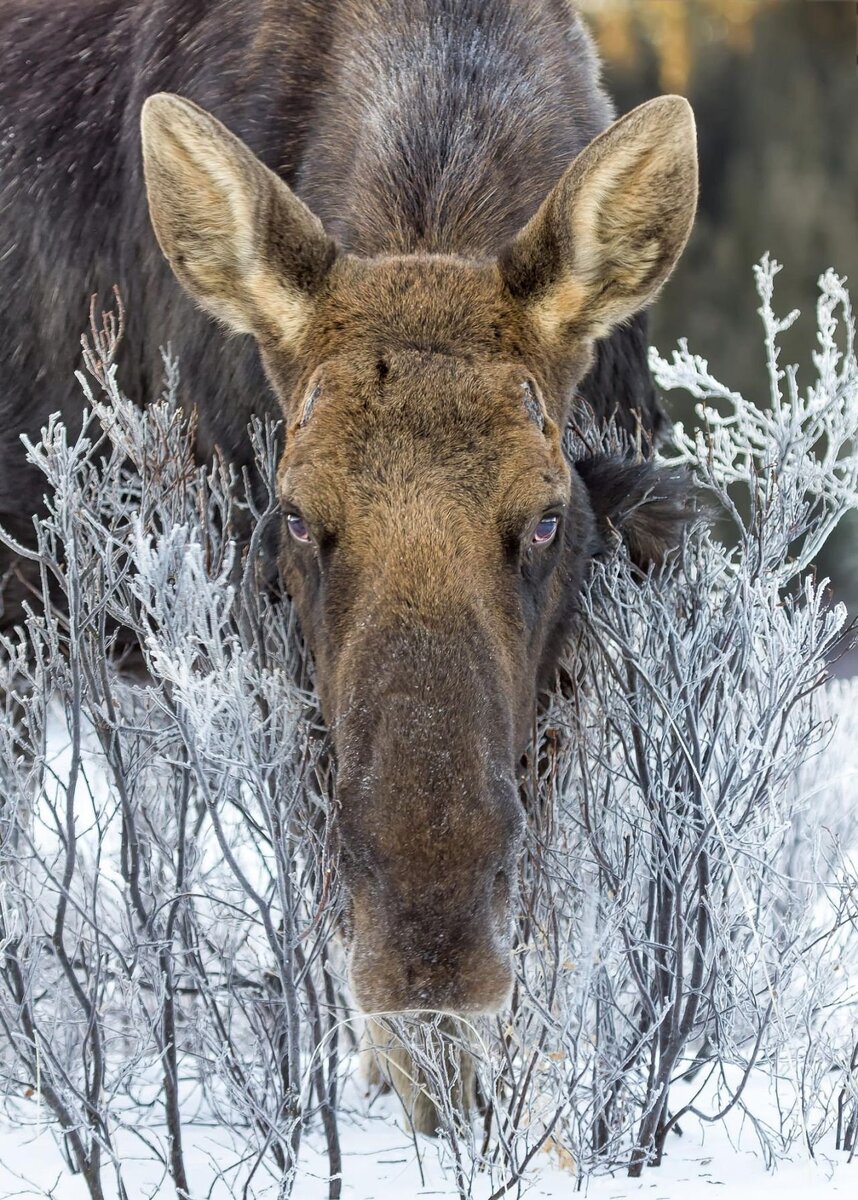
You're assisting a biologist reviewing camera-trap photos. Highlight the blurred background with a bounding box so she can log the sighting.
[578,0,858,635]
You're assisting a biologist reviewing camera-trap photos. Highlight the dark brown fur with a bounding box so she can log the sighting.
[1,0,664,609]
[0,1,697,1054]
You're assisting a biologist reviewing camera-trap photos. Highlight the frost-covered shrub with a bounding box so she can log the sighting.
[0,310,343,1199]
[488,257,858,1182]
[0,259,856,1198]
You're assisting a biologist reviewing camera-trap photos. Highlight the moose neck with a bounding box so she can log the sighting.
[295,0,614,257]
[126,1,614,257]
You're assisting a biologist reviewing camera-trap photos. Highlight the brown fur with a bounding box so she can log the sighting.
[0,2,697,1132]
[142,87,697,1024]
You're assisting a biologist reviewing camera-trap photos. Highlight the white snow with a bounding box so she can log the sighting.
[1,684,856,1198]
[0,1075,855,1198]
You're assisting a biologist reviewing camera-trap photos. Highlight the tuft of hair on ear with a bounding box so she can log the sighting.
[574,455,695,572]
[140,92,336,342]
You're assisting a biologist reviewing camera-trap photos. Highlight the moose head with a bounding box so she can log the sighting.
[141,92,697,1019]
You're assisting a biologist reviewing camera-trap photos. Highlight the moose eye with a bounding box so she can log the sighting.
[532,515,560,546]
[286,512,312,544]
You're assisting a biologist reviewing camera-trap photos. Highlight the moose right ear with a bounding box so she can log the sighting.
[141,93,336,345]
[499,96,697,343]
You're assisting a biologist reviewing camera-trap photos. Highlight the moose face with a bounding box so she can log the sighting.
[141,92,697,1016]
[273,295,577,1014]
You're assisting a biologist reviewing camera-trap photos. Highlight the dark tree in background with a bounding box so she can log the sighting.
[582,0,858,617]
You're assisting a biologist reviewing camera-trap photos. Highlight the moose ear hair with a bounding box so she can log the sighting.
[574,455,693,571]
[499,95,698,342]
[141,93,336,343]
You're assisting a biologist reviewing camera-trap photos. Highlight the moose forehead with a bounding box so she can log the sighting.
[262,253,591,408]
[278,347,571,530]
[301,254,543,359]
[272,255,574,514]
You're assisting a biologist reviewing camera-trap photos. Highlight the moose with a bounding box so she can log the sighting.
[0,0,697,1132]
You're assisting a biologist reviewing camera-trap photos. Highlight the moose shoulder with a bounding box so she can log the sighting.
[0,0,697,1133]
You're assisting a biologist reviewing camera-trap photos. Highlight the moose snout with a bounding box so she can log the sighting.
[332,614,525,1018]
[348,898,516,1016]
[343,835,521,1017]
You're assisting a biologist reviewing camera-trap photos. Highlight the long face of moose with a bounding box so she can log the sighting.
[141,94,697,1016]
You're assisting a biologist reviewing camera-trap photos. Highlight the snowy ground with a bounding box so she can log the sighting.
[1,689,856,1200]
[1,1071,855,1199]
[0,1115,852,1199]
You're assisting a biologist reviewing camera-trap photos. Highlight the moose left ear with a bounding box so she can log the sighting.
[575,456,692,571]
[499,96,697,342]
[141,93,336,343]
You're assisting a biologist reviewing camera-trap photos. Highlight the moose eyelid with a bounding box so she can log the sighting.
[282,499,314,524]
[532,512,560,537]
[531,505,564,529]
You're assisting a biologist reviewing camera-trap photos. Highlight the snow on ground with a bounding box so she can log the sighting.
[0,1114,852,1199]
[2,693,857,1199]
[0,1072,854,1199]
